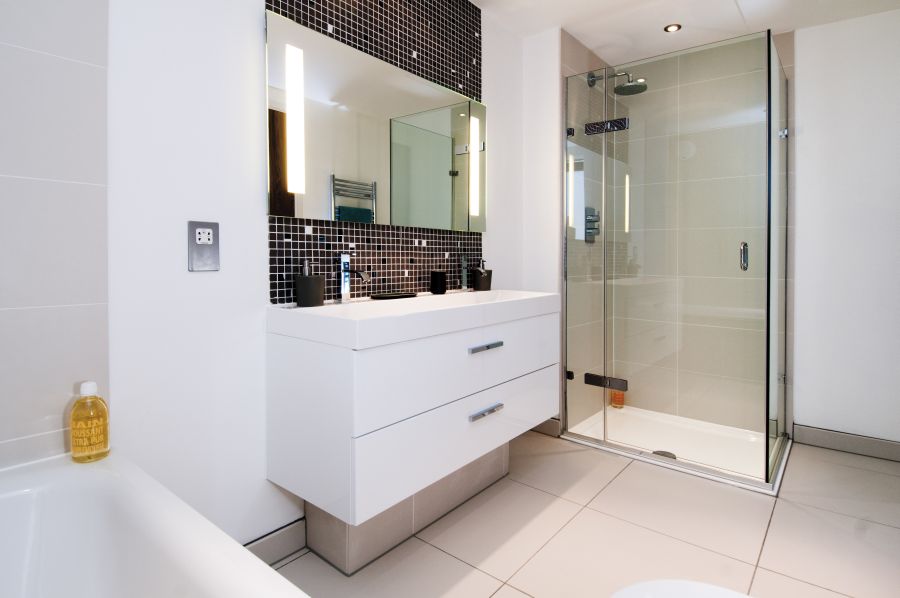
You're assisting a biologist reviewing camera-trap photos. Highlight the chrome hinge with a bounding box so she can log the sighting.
[778,128,789,140]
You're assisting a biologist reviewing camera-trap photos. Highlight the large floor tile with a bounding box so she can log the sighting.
[417,478,581,581]
[509,432,631,504]
[759,500,900,598]
[491,585,530,598]
[750,569,847,598]
[278,538,501,598]
[588,461,774,563]
[508,509,754,597]
[780,444,900,527]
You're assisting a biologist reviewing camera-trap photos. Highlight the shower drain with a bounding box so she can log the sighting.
[652,450,677,460]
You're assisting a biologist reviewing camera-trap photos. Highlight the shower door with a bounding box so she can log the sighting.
[564,32,787,485]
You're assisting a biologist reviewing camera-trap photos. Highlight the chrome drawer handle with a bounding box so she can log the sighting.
[468,340,504,354]
[469,403,505,422]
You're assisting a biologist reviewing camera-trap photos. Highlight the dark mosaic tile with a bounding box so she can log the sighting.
[265,0,482,102]
[269,216,482,303]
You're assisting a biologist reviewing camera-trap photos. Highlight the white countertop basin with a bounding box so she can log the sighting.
[268,289,560,349]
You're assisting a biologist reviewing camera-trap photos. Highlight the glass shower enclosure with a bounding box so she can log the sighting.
[563,32,789,488]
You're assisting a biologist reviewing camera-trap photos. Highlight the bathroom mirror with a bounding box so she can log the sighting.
[265,11,486,232]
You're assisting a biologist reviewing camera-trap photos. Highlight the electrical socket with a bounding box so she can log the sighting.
[196,228,213,245]
[188,221,220,272]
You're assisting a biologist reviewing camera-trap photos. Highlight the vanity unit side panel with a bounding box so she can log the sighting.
[266,334,355,522]
[351,364,559,525]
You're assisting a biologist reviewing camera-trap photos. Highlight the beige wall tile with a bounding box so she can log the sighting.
[561,30,606,76]
[0,304,108,441]
[0,177,107,308]
[677,371,765,431]
[678,175,766,229]
[611,229,677,277]
[610,182,677,231]
[565,320,604,372]
[678,277,766,330]
[772,32,795,69]
[0,0,107,66]
[613,135,677,185]
[610,317,677,369]
[0,44,106,184]
[678,123,766,181]
[610,360,676,414]
[678,35,766,85]
[609,276,677,323]
[677,227,767,278]
[678,323,766,381]
[678,70,766,135]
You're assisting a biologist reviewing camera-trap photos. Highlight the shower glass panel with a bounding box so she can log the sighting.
[768,36,789,479]
[564,32,788,486]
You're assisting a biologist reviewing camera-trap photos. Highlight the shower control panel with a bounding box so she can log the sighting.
[585,117,629,136]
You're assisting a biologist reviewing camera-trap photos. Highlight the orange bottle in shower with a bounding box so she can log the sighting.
[610,390,625,409]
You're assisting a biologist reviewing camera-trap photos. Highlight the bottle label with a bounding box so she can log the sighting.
[72,417,107,452]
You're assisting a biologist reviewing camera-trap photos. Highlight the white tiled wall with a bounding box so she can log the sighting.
[0,0,109,468]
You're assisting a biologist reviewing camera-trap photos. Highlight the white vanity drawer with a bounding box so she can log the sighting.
[353,313,559,436]
[351,364,558,524]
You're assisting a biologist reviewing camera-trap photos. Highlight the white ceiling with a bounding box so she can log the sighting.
[473,0,900,64]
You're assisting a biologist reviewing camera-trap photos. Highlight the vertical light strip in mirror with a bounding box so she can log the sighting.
[624,173,630,233]
[469,116,480,217]
[286,44,306,194]
[567,154,575,227]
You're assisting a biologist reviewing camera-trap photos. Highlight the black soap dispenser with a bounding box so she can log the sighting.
[472,259,492,291]
[294,260,325,307]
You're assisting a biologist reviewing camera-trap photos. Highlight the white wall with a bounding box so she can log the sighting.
[481,15,524,290]
[520,28,563,294]
[793,10,900,442]
[108,0,302,543]
[0,0,109,468]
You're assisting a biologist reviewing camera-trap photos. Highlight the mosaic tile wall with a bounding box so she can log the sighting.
[269,216,482,303]
[265,0,482,101]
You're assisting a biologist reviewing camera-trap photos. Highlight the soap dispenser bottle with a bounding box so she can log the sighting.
[70,381,109,463]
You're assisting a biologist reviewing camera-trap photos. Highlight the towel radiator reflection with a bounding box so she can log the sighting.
[331,175,377,223]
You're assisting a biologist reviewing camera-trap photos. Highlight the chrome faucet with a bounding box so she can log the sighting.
[338,253,371,303]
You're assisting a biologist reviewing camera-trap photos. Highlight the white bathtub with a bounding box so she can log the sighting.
[0,454,308,598]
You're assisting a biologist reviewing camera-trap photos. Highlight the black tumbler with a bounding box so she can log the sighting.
[430,271,447,295]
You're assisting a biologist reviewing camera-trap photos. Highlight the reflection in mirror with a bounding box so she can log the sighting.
[265,11,486,232]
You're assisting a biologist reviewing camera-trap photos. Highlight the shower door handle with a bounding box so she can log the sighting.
[739,242,749,271]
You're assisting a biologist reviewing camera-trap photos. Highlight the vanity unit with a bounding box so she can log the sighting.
[267,290,560,571]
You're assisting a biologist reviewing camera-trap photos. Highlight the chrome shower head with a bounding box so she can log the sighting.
[614,73,648,96]
[586,71,648,95]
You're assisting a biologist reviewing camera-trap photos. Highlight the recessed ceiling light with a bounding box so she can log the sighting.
[664,23,682,33]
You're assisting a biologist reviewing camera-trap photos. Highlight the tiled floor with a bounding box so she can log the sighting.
[276,433,900,597]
